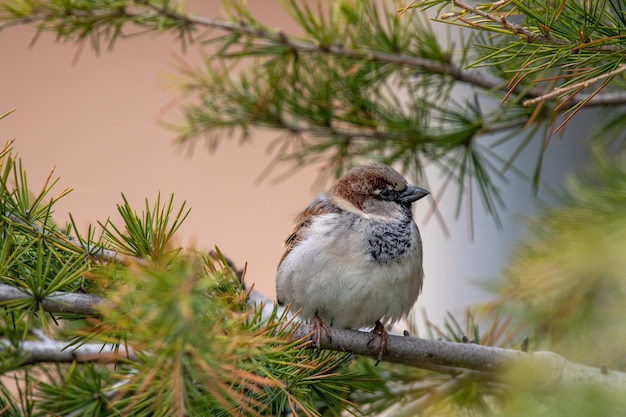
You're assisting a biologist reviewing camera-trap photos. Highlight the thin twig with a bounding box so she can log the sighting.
[523,64,626,106]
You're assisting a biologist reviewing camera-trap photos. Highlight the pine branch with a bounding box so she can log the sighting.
[422,0,626,111]
[440,0,570,46]
[170,14,507,93]
[2,2,502,92]
[2,281,625,395]
[137,2,624,107]
[3,1,625,107]
[439,0,622,53]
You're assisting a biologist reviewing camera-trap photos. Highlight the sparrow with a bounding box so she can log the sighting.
[276,163,429,362]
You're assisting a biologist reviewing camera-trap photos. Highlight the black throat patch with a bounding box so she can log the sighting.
[366,211,414,264]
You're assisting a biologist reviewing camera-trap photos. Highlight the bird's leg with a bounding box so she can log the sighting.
[309,312,332,350]
[367,320,390,365]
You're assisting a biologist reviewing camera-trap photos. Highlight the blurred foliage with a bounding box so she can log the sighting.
[490,144,626,367]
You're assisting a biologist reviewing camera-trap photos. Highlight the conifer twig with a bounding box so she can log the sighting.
[442,0,569,45]
[442,0,621,52]
[523,64,626,106]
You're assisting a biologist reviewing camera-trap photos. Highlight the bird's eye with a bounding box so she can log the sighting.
[377,188,393,200]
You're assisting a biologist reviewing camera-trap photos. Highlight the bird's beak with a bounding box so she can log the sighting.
[399,185,430,204]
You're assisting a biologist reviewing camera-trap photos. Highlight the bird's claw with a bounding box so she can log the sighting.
[310,312,331,350]
[367,320,390,365]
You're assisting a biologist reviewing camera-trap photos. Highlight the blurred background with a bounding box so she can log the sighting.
[0,0,592,329]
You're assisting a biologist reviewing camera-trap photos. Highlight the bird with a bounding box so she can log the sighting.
[276,163,429,363]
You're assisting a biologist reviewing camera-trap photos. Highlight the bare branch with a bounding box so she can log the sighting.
[291,324,626,391]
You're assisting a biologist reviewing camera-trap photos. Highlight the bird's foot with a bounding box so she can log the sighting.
[367,320,389,365]
[309,312,331,350]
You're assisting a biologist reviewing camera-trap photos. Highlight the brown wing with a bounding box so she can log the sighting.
[279,194,342,266]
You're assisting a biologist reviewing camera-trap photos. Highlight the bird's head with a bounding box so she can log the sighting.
[329,163,429,219]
